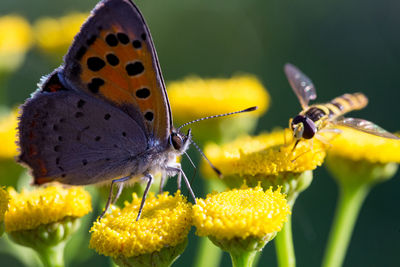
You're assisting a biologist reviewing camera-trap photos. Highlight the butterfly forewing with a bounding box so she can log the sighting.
[64,0,171,145]
[336,117,400,139]
[284,63,317,109]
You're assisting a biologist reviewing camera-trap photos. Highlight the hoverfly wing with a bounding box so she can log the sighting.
[336,117,400,139]
[284,63,317,109]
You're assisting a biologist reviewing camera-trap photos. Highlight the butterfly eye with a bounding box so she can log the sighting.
[171,134,183,150]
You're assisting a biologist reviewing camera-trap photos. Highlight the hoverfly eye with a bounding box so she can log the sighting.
[171,134,183,150]
[291,115,305,129]
[292,115,304,124]
[302,117,317,139]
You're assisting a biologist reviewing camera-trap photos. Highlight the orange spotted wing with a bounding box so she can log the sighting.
[63,0,172,145]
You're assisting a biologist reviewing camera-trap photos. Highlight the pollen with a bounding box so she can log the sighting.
[202,129,327,179]
[327,126,400,163]
[90,191,192,258]
[192,185,290,240]
[167,75,269,122]
[5,184,92,232]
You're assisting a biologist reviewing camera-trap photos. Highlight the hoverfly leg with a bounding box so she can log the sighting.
[318,127,342,143]
[315,127,341,148]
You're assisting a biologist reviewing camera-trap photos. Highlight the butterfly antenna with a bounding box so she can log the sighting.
[183,151,198,185]
[191,138,223,178]
[177,106,258,131]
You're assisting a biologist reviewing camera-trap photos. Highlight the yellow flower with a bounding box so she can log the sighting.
[327,126,400,163]
[90,191,192,258]
[168,75,269,122]
[0,109,18,158]
[5,184,92,232]
[34,13,87,56]
[0,187,9,236]
[203,129,326,180]
[0,187,9,223]
[0,15,33,71]
[192,185,290,240]
[168,75,270,144]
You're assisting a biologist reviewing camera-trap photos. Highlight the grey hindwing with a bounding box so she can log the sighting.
[18,88,148,185]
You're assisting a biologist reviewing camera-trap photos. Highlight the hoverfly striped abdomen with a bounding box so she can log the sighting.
[326,93,368,119]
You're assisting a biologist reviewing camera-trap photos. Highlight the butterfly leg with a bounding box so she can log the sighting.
[136,172,153,221]
[177,172,182,190]
[99,175,131,219]
[167,166,196,204]
[159,173,166,194]
[112,181,125,206]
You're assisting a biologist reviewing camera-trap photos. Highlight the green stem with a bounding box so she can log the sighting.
[35,241,66,267]
[194,237,222,267]
[194,179,224,267]
[229,250,257,267]
[322,184,370,267]
[275,215,295,267]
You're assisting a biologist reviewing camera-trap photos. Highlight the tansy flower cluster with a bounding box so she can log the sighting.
[202,129,326,181]
[327,126,400,163]
[168,75,269,121]
[192,185,290,240]
[5,185,92,232]
[90,191,192,258]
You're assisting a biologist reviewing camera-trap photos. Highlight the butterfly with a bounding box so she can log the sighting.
[17,0,200,220]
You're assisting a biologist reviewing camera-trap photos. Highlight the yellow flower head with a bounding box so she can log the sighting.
[327,126,400,163]
[34,13,87,55]
[0,109,18,158]
[0,15,33,71]
[203,129,326,180]
[168,75,269,122]
[192,185,290,240]
[90,191,192,258]
[5,184,92,232]
[0,187,9,222]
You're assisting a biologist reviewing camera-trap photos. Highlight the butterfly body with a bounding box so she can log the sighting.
[17,0,193,219]
[284,63,399,144]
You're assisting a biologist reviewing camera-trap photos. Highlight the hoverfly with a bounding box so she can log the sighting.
[284,63,399,150]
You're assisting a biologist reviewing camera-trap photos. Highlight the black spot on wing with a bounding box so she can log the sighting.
[117,33,129,44]
[126,62,144,76]
[88,78,105,93]
[87,57,105,71]
[77,99,86,108]
[132,40,141,49]
[75,46,87,60]
[136,88,150,99]
[105,33,118,46]
[144,111,154,121]
[86,35,97,45]
[106,53,119,66]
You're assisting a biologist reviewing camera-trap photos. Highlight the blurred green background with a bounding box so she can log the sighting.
[1,0,400,266]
